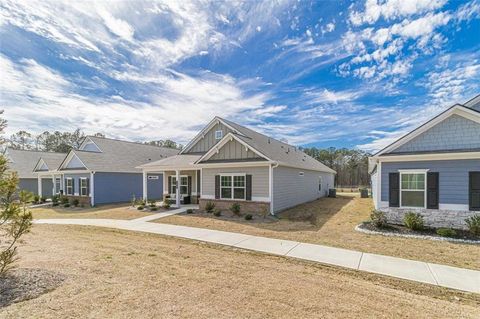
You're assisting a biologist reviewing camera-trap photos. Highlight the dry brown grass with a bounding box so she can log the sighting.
[1,225,478,318]
[31,204,154,220]
[158,194,480,270]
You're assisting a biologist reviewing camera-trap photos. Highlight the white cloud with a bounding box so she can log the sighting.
[96,5,135,41]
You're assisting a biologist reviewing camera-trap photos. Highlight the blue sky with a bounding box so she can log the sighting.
[1,0,479,151]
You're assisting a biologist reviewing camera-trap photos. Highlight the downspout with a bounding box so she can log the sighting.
[269,162,279,215]
[90,171,95,207]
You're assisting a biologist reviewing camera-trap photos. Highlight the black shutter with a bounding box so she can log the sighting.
[470,172,480,211]
[246,174,252,201]
[86,178,90,197]
[187,176,192,195]
[72,178,75,195]
[64,179,67,195]
[215,175,220,199]
[426,172,439,209]
[168,176,171,195]
[389,173,400,207]
[197,171,201,196]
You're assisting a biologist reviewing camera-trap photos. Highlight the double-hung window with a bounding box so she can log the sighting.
[170,176,188,195]
[220,174,245,200]
[55,178,61,194]
[400,171,426,208]
[318,176,322,192]
[215,130,223,140]
[66,178,73,195]
[80,178,88,196]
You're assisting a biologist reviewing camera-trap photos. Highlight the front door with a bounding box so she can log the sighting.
[470,172,480,211]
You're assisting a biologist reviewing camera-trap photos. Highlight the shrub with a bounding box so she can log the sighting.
[370,210,388,228]
[213,209,221,217]
[131,194,137,207]
[163,201,171,209]
[33,195,40,204]
[151,207,158,211]
[245,214,253,220]
[465,214,480,236]
[63,203,70,208]
[205,201,215,213]
[61,196,69,204]
[148,199,156,207]
[71,199,79,207]
[40,197,46,203]
[186,209,193,214]
[436,228,457,237]
[230,202,241,216]
[404,212,424,231]
[137,205,144,210]
[51,195,59,206]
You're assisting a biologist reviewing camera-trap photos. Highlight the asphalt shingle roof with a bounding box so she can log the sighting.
[63,136,180,173]
[6,148,66,178]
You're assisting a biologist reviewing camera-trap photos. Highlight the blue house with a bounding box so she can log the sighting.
[34,136,179,206]
[370,95,480,229]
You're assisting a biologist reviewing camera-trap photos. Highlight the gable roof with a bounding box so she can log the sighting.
[58,136,180,173]
[464,94,480,111]
[6,148,66,178]
[374,103,480,157]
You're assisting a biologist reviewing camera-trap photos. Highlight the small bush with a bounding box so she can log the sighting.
[63,203,70,208]
[150,207,158,211]
[51,195,59,206]
[61,196,69,204]
[40,197,47,203]
[71,199,79,207]
[163,201,171,209]
[370,210,388,228]
[213,209,221,217]
[137,205,144,210]
[436,228,457,237]
[33,195,40,204]
[404,212,424,231]
[230,203,241,216]
[205,201,215,213]
[465,214,480,236]
[148,199,156,206]
[244,214,253,220]
[131,194,137,207]
[186,209,193,214]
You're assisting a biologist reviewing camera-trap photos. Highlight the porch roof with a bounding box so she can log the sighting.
[138,154,202,170]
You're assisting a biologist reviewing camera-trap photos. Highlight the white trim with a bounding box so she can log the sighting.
[33,158,49,172]
[438,204,470,211]
[65,177,73,196]
[79,137,102,152]
[252,196,270,202]
[196,162,272,168]
[37,177,42,196]
[215,130,223,140]
[399,171,427,209]
[200,194,270,202]
[79,177,88,197]
[376,105,480,156]
[201,194,215,199]
[181,117,240,154]
[59,150,88,170]
[219,173,246,201]
[143,171,147,200]
[90,172,95,206]
[376,162,382,209]
[377,152,480,162]
[196,132,273,163]
[380,201,389,208]
[269,164,273,214]
[200,168,203,197]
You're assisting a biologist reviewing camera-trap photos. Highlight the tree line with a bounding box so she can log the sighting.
[301,147,371,188]
[7,129,182,152]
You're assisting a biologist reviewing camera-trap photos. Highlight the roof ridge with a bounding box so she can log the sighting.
[86,135,181,151]
[6,148,67,154]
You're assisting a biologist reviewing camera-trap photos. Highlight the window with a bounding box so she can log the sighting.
[55,178,61,194]
[170,176,188,195]
[220,174,245,200]
[400,172,426,208]
[80,178,88,196]
[66,178,73,195]
[318,176,322,192]
[299,172,304,177]
[215,130,223,140]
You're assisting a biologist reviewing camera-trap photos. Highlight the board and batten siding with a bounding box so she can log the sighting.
[187,122,233,153]
[201,166,269,200]
[391,115,480,153]
[208,138,263,161]
[381,159,480,205]
[272,166,334,213]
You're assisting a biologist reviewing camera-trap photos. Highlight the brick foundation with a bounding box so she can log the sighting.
[198,198,270,215]
[383,207,477,230]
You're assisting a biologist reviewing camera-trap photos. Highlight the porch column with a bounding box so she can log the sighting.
[52,174,56,195]
[175,170,180,207]
[90,172,95,206]
[37,176,42,197]
[143,170,148,201]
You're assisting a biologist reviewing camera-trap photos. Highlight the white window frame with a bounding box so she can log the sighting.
[215,130,223,140]
[399,170,428,209]
[170,175,189,195]
[220,173,246,200]
[66,178,73,195]
[55,178,61,194]
[318,176,322,192]
[80,177,88,197]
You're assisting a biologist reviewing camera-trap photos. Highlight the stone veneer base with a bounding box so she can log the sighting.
[198,198,270,214]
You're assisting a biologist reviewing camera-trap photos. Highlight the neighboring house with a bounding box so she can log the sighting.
[34,136,179,206]
[369,94,480,229]
[5,148,66,197]
[139,117,336,214]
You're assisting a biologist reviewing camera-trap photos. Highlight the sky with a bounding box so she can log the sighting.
[0,0,479,152]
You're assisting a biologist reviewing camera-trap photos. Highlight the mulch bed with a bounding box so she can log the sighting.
[0,268,65,308]
[358,222,480,243]
[184,209,277,223]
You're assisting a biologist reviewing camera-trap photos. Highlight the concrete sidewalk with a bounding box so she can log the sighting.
[35,218,480,294]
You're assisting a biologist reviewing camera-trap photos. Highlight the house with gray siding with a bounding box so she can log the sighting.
[34,136,179,206]
[5,148,66,197]
[369,95,480,229]
[139,117,336,214]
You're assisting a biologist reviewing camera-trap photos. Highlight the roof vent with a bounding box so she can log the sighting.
[268,138,271,144]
